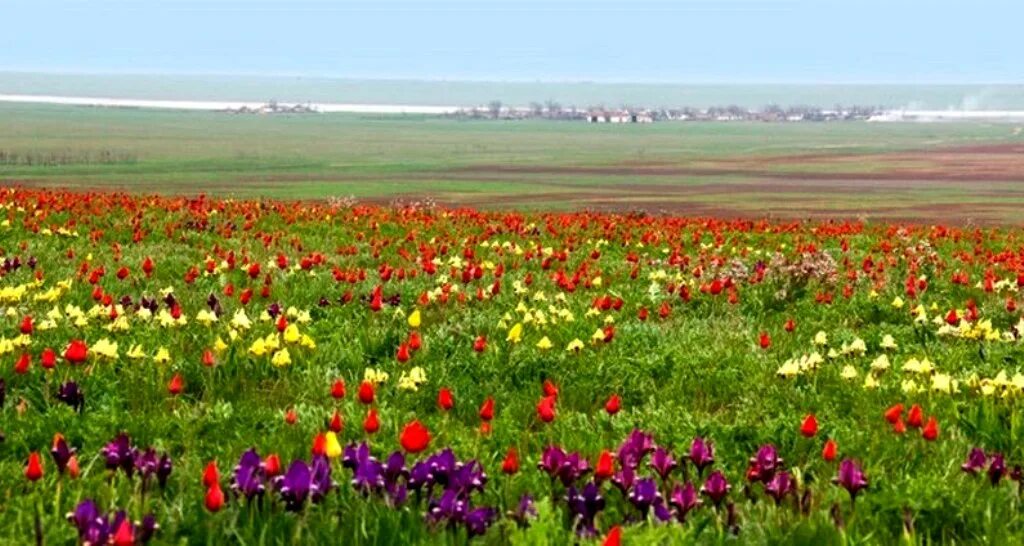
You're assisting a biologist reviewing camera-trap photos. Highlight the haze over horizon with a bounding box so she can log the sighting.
[3,0,1021,84]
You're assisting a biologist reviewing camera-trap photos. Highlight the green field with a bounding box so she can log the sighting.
[1,103,1023,222]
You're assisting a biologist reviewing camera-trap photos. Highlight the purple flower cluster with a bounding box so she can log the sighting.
[67,500,157,545]
[101,434,172,487]
[961,447,1021,486]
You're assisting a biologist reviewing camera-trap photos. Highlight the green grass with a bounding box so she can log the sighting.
[0,103,1022,221]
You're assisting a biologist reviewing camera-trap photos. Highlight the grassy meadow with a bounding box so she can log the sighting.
[1,103,1023,221]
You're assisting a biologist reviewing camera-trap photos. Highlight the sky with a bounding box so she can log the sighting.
[2,0,1021,83]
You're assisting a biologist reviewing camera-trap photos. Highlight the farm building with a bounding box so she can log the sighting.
[587,110,654,123]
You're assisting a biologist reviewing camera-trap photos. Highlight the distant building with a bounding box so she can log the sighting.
[587,110,654,123]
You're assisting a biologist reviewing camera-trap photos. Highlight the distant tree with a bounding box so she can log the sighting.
[545,100,562,118]
[488,100,503,119]
[529,102,544,117]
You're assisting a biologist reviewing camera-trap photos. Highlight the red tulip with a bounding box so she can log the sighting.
[358,381,375,405]
[822,439,838,462]
[479,422,492,436]
[479,397,494,422]
[14,353,30,374]
[536,396,556,423]
[922,416,939,441]
[893,418,906,435]
[542,380,559,400]
[759,331,771,349]
[329,410,343,433]
[64,340,88,364]
[19,315,33,335]
[473,336,487,353]
[205,482,225,512]
[907,404,924,428]
[603,525,622,546]
[67,455,80,479]
[331,379,346,399]
[800,414,818,437]
[408,331,422,351]
[595,450,614,480]
[784,318,796,332]
[311,433,327,456]
[202,349,216,367]
[884,403,904,424]
[437,388,454,411]
[399,420,431,453]
[25,452,43,481]
[396,343,411,363]
[502,447,520,475]
[202,461,219,487]
[263,454,281,477]
[142,256,154,277]
[40,348,56,369]
[605,394,621,415]
[364,408,380,434]
[167,373,184,396]
[113,519,135,546]
[285,408,298,425]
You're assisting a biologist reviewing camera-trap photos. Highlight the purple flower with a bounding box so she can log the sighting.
[538,445,566,478]
[669,482,701,522]
[556,452,591,486]
[765,470,794,505]
[701,470,731,507]
[617,429,656,469]
[689,437,715,474]
[989,453,1007,486]
[428,489,467,524]
[157,454,173,488]
[749,444,782,483]
[309,454,336,502]
[57,381,85,412]
[509,494,537,527]
[102,433,137,476]
[276,460,312,511]
[833,459,868,502]
[650,447,678,480]
[50,435,75,474]
[611,465,636,495]
[464,506,497,537]
[67,500,102,541]
[566,481,605,537]
[134,448,160,482]
[962,448,987,475]
[628,478,662,514]
[233,448,266,499]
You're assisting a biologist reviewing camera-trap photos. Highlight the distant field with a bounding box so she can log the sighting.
[1,103,1023,222]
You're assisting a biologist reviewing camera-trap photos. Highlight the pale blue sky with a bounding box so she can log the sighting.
[2,0,1020,83]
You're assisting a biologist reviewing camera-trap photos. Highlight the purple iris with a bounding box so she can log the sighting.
[464,507,497,537]
[157,454,173,488]
[650,447,678,480]
[750,444,782,483]
[538,446,566,478]
[566,481,605,537]
[509,494,537,527]
[617,429,656,470]
[555,452,591,486]
[134,448,160,482]
[701,470,731,507]
[57,381,85,412]
[309,454,336,503]
[611,465,636,495]
[765,470,794,505]
[50,436,75,474]
[669,482,701,522]
[962,448,987,474]
[428,489,467,524]
[833,459,869,502]
[233,448,266,499]
[628,478,662,514]
[989,453,1007,486]
[102,433,137,476]
[276,460,312,511]
[689,437,715,474]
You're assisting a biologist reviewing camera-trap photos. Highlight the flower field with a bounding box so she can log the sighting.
[3,187,1024,545]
